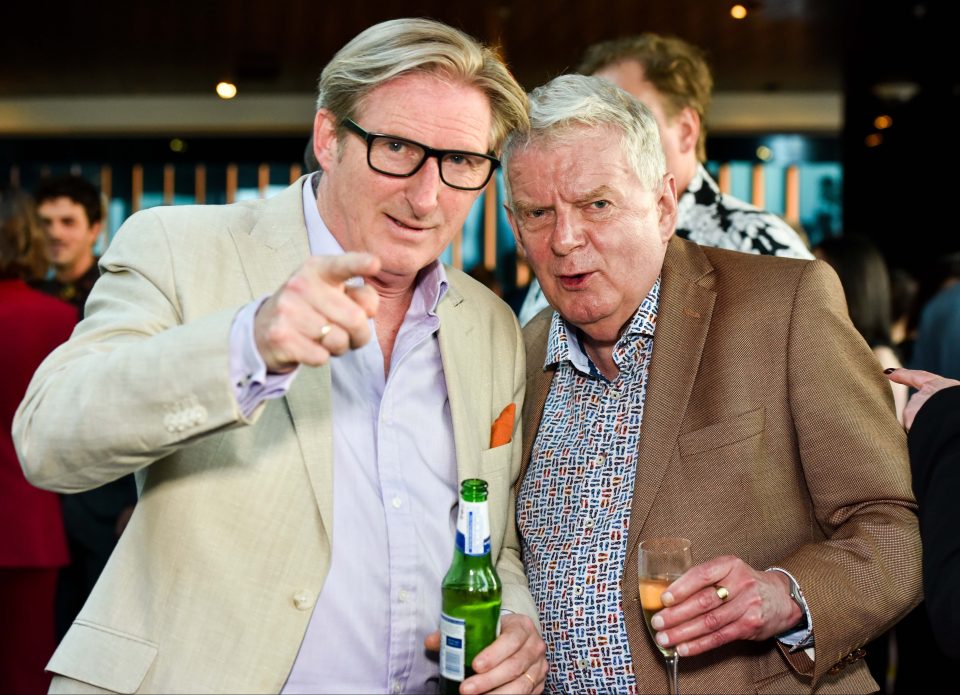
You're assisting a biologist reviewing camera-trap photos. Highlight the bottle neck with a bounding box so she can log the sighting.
[456,499,491,556]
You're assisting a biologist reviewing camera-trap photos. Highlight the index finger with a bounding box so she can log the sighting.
[662,556,735,606]
[317,252,381,284]
[885,367,941,389]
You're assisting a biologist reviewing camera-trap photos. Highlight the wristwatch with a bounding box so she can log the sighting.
[767,567,814,648]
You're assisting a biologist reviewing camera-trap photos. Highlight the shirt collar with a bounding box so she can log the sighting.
[301,173,448,314]
[683,163,719,199]
[544,276,661,375]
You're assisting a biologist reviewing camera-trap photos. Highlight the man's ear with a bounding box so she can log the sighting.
[87,220,103,249]
[313,109,340,172]
[658,173,678,243]
[675,106,700,156]
[504,204,527,258]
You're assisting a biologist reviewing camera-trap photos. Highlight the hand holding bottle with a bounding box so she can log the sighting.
[425,613,546,694]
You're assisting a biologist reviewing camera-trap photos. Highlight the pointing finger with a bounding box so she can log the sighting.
[317,252,381,284]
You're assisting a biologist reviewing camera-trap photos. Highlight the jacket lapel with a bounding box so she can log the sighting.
[231,176,336,546]
[436,277,481,484]
[625,237,716,563]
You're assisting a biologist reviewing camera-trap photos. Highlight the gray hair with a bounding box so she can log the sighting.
[502,74,667,206]
[317,18,528,152]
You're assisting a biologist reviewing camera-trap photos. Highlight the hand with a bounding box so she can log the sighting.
[424,613,547,694]
[886,367,960,431]
[254,252,381,373]
[650,556,802,657]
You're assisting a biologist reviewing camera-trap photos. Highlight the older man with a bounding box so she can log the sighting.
[503,74,920,693]
[517,33,812,325]
[15,18,545,694]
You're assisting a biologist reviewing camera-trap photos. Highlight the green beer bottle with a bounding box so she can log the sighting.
[439,478,502,694]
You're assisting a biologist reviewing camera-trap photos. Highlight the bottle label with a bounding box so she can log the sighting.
[439,612,466,681]
[455,500,491,556]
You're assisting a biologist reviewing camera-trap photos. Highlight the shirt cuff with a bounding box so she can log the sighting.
[766,567,815,651]
[230,296,299,417]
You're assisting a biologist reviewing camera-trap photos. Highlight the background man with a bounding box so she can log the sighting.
[504,74,920,693]
[15,18,546,694]
[518,33,811,324]
[32,175,104,314]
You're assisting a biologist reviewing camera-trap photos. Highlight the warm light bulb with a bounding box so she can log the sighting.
[874,115,893,130]
[730,4,748,19]
[216,81,238,99]
[756,145,772,161]
[865,133,883,147]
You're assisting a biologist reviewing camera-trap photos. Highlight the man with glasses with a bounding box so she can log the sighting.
[15,18,546,694]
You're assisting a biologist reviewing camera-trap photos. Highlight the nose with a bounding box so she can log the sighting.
[550,210,585,256]
[405,155,442,218]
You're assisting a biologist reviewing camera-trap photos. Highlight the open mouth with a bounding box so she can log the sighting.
[558,272,591,289]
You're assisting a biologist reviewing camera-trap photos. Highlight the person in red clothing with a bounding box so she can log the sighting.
[0,185,76,694]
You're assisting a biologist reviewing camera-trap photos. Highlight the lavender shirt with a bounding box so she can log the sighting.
[230,179,459,693]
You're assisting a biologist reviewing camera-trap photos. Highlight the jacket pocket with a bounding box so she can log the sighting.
[48,621,157,694]
[678,407,765,457]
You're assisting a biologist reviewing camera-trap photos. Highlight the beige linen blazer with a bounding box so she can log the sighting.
[520,236,921,694]
[14,177,536,693]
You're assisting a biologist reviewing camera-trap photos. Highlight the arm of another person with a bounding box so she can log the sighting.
[887,370,960,657]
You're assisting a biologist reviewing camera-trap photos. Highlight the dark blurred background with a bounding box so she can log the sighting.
[1,0,956,281]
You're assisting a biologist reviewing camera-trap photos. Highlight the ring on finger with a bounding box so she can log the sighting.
[715,585,730,602]
[523,672,536,687]
[318,323,333,339]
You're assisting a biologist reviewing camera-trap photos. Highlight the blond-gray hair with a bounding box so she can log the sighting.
[317,18,528,153]
[502,74,667,207]
[579,34,713,162]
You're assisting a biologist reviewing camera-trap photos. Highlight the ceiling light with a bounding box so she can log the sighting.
[874,115,893,130]
[216,81,238,99]
[730,4,748,19]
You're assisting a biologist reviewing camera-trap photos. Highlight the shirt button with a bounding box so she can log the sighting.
[574,585,584,596]
[392,497,403,509]
[594,455,606,466]
[578,658,590,669]
[584,518,595,529]
[292,591,314,610]
[398,590,409,603]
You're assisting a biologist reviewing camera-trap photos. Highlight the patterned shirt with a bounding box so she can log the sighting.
[517,164,812,325]
[518,279,660,694]
[677,164,812,259]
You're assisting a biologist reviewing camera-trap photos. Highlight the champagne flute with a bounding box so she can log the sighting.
[638,537,692,695]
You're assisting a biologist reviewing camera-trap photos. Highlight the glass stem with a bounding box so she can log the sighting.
[664,654,680,695]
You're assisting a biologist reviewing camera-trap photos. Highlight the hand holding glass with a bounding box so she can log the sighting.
[638,538,692,695]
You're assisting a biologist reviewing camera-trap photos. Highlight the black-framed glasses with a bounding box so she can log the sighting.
[342,118,500,191]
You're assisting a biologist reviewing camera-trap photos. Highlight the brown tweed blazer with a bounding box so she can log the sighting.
[519,236,921,694]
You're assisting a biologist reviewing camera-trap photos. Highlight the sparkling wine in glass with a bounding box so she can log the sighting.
[638,537,692,695]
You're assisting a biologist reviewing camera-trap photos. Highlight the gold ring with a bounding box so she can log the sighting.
[523,672,536,688]
[715,585,730,602]
[318,324,333,339]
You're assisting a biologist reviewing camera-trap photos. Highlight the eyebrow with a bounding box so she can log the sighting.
[576,186,613,204]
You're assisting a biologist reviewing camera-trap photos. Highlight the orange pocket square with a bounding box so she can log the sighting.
[489,403,516,448]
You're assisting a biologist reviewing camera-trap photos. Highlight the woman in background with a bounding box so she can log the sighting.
[0,185,76,694]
